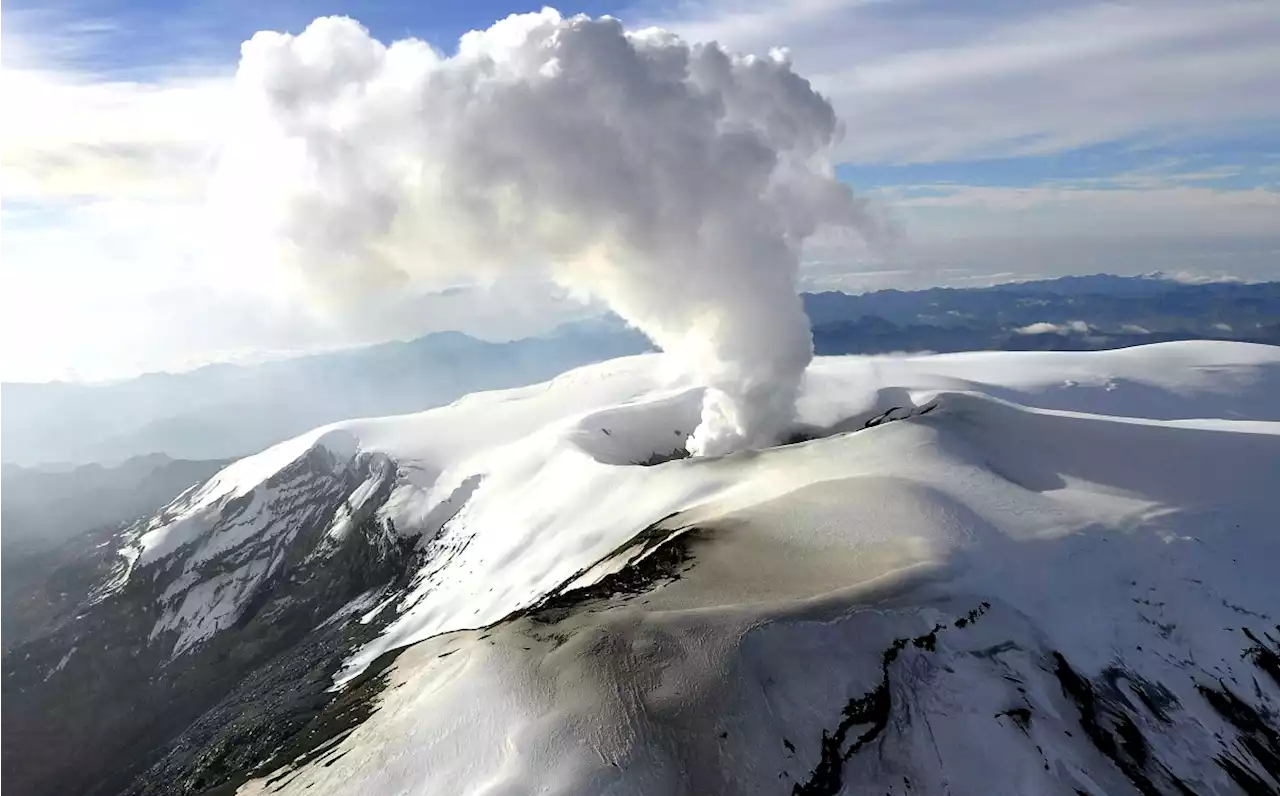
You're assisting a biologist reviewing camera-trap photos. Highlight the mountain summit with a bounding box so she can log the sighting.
[5,341,1279,795]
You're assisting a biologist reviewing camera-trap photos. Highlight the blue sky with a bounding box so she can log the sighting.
[4,0,624,71]
[2,0,1278,380]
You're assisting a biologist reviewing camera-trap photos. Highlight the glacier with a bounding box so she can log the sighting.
[75,341,1280,794]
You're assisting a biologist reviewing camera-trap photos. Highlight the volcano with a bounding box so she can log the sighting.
[4,341,1279,796]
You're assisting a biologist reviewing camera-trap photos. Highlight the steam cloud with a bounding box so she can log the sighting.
[221,9,874,456]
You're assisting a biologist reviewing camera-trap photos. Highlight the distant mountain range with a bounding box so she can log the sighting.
[804,275,1279,355]
[3,274,1275,467]
[1,320,651,467]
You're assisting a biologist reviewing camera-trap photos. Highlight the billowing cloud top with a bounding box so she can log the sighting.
[219,9,874,455]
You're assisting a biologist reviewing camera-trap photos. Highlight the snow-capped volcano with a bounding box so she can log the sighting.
[8,342,1280,796]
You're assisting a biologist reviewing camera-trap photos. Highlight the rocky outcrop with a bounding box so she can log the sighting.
[1,446,417,796]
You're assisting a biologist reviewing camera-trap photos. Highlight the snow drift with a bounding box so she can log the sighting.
[216,9,875,456]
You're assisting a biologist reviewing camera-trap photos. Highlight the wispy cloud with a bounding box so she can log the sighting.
[2,9,232,202]
[642,0,1280,163]
[2,1,1278,380]
[878,182,1280,238]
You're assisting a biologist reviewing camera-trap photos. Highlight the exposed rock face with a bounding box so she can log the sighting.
[1,446,416,796]
[5,344,1279,796]
[2,456,231,652]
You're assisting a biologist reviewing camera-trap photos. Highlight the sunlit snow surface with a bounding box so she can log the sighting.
[114,342,1280,794]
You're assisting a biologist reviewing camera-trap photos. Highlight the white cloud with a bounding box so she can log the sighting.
[637,0,1280,283]
[879,182,1280,239]
[1,8,234,202]
[642,0,870,52]
[216,12,874,455]
[0,58,599,381]
[0,220,596,382]
[2,2,1278,383]
[642,0,1280,163]
[1015,320,1090,335]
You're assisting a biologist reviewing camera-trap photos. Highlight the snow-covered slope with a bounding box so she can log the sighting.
[97,342,1280,794]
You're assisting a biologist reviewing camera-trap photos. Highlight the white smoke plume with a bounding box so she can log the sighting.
[218,8,875,456]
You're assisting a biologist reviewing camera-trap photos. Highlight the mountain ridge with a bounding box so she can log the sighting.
[4,274,1277,467]
[4,341,1278,795]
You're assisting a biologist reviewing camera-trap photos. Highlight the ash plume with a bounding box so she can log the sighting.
[219,9,875,456]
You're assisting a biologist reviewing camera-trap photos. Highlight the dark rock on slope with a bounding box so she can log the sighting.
[1,447,417,796]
